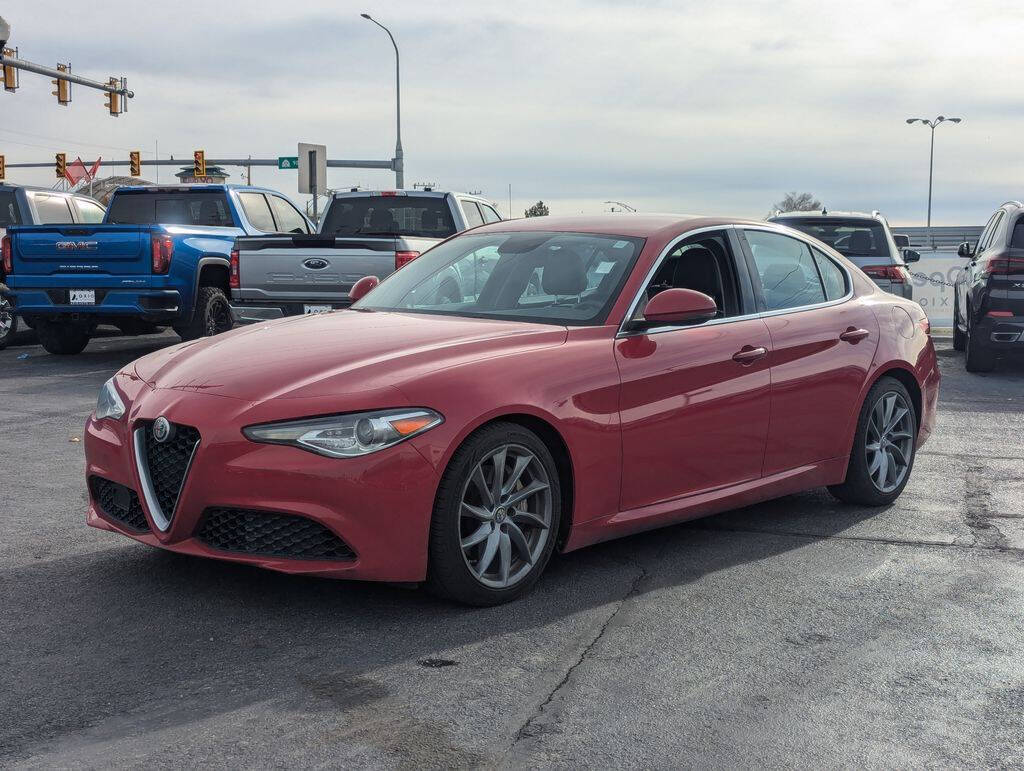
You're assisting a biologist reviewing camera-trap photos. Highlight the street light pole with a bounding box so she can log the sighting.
[906,115,962,247]
[361,13,403,189]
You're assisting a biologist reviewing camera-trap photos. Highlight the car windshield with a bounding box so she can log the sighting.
[0,191,21,227]
[106,191,236,227]
[321,195,457,238]
[354,231,645,326]
[781,218,891,258]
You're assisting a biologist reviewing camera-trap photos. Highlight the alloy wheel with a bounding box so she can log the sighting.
[865,391,914,493]
[205,299,232,336]
[459,443,552,589]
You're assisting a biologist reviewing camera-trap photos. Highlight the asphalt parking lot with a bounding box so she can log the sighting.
[2,331,1023,769]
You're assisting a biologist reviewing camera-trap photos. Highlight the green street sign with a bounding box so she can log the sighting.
[278,156,299,170]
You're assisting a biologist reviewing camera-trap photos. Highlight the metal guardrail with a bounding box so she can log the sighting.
[891,226,983,251]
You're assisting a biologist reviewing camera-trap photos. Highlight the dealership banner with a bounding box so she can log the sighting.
[907,251,962,327]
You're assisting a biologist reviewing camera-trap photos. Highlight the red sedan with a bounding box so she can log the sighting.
[85,215,938,605]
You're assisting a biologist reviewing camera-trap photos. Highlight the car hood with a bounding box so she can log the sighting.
[133,310,568,402]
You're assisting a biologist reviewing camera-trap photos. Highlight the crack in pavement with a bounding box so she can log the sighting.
[499,565,650,766]
[963,462,1010,551]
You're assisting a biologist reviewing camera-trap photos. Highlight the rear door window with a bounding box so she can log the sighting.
[461,200,484,228]
[744,230,827,311]
[269,195,309,233]
[480,203,502,223]
[238,192,276,232]
[1011,218,1024,248]
[811,248,848,300]
[0,191,21,226]
[74,198,106,223]
[106,191,236,226]
[31,194,75,224]
[320,195,457,238]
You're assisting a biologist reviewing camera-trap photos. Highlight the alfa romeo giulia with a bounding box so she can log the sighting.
[85,214,939,605]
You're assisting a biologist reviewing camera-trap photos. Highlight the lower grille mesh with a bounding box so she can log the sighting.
[89,476,149,532]
[196,508,355,560]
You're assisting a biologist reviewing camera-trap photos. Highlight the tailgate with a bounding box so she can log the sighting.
[234,235,399,302]
[9,225,151,276]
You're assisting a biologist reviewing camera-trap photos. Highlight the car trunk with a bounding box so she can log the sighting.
[10,225,152,276]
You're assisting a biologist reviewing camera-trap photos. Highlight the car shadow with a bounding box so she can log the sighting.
[1,487,885,759]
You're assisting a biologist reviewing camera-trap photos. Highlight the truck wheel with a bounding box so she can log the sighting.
[0,296,17,351]
[174,287,233,341]
[37,322,90,355]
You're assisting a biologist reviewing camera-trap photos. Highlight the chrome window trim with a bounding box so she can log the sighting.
[616,223,854,339]
[132,425,200,533]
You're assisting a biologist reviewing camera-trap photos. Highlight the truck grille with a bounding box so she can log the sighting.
[89,476,149,532]
[135,421,200,529]
[196,508,355,561]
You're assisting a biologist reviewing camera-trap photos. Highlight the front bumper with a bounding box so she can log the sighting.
[85,386,440,583]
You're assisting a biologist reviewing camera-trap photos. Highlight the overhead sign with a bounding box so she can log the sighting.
[297,142,326,195]
[278,156,299,170]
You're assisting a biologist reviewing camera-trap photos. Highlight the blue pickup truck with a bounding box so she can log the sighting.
[1,184,312,354]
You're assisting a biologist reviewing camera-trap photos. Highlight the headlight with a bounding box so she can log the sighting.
[95,377,126,421]
[243,408,443,458]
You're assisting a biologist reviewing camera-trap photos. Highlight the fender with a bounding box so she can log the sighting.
[181,255,231,323]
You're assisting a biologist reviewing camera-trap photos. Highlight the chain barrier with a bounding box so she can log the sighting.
[908,270,958,288]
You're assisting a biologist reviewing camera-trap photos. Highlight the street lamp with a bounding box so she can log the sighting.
[361,13,403,189]
[906,115,962,245]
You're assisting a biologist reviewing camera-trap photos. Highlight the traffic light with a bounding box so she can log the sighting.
[129,150,141,177]
[55,153,66,179]
[193,150,206,178]
[0,154,5,182]
[1,48,16,92]
[51,63,70,105]
[104,78,121,116]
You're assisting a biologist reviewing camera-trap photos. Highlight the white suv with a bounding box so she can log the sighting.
[769,209,920,299]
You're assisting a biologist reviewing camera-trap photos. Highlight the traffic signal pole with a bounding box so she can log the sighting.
[0,52,132,102]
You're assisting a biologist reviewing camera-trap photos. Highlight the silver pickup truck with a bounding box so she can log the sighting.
[229,190,503,322]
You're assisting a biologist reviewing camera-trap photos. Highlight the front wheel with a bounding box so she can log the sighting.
[37,321,90,355]
[952,299,966,351]
[426,422,561,606]
[829,376,917,506]
[0,296,17,350]
[173,286,233,342]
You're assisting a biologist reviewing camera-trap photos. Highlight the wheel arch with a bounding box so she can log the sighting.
[440,412,576,552]
[867,365,923,434]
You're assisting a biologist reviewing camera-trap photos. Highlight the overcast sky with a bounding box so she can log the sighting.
[3,0,1021,224]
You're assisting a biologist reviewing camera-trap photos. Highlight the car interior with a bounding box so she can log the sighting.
[633,233,741,323]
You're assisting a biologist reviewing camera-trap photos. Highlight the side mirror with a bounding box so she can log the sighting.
[642,288,718,324]
[957,242,975,259]
[902,249,921,263]
[893,234,911,249]
[349,275,380,302]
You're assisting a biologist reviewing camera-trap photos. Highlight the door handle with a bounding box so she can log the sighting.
[839,327,870,343]
[732,345,768,365]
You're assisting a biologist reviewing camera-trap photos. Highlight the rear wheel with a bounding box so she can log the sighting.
[0,296,17,350]
[37,321,90,355]
[964,311,996,373]
[426,422,561,606]
[173,286,233,342]
[952,299,966,351]
[829,376,917,506]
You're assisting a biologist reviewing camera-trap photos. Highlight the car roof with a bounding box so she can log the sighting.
[112,184,271,193]
[0,182,90,196]
[472,213,775,239]
[771,210,885,222]
[330,190,490,200]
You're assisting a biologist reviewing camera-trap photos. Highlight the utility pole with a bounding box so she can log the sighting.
[905,115,962,248]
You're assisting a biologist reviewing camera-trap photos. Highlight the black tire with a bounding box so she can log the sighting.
[828,376,918,506]
[952,300,966,351]
[173,286,233,342]
[37,321,90,355]
[0,295,17,350]
[964,312,996,373]
[426,422,562,606]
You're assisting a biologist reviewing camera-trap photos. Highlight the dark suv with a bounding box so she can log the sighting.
[953,200,1024,372]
